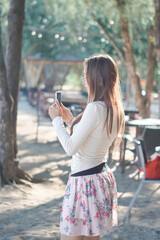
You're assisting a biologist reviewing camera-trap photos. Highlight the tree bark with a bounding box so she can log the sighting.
[155,0,160,118]
[155,0,160,62]
[6,0,25,158]
[0,0,25,184]
[0,22,14,183]
[145,26,156,117]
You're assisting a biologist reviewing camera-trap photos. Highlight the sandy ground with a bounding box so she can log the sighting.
[0,95,160,240]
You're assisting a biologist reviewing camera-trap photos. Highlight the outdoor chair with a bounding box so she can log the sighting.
[120,126,160,173]
[140,127,160,161]
[123,127,160,223]
[119,133,137,173]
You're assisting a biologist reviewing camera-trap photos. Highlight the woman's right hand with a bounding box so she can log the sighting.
[61,103,74,124]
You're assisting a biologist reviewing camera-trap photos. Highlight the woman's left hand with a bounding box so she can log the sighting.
[48,100,61,120]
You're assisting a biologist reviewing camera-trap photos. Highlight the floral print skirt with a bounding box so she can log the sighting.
[60,167,118,237]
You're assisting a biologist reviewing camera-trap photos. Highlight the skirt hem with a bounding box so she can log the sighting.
[60,169,118,236]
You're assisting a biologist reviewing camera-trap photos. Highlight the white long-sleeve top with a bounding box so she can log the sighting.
[52,101,118,174]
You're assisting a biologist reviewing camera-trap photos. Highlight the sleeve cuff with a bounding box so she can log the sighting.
[52,116,62,127]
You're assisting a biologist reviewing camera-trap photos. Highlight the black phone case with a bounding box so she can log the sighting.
[56,92,61,105]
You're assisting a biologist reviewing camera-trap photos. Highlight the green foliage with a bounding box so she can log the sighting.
[23,0,117,60]
[1,0,158,90]
[64,68,81,88]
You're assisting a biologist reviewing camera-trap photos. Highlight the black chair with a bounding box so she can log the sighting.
[123,127,160,223]
[121,127,160,172]
[140,127,160,162]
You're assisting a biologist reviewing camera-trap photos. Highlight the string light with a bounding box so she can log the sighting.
[31,31,36,36]
[55,34,59,39]
[38,34,43,38]
[101,38,105,42]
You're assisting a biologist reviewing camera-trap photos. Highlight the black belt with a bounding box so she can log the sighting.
[71,162,106,177]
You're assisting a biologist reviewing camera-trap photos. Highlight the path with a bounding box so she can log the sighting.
[0,96,160,240]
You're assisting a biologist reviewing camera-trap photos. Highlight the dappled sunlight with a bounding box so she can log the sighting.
[1,0,160,238]
[128,169,140,179]
[1,88,160,240]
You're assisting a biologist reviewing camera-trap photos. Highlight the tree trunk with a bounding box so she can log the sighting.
[155,0,160,118]
[6,0,25,158]
[115,0,144,115]
[0,23,14,183]
[115,0,155,117]
[155,0,160,62]
[145,26,156,117]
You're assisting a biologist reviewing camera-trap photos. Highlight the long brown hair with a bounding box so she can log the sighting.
[70,54,125,149]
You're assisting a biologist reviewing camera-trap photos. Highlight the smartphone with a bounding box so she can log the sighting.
[55,91,62,105]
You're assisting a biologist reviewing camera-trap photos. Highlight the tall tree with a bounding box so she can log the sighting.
[155,0,160,117]
[0,0,25,184]
[79,0,156,117]
[155,0,160,62]
[115,0,156,117]
[0,17,14,183]
[6,0,25,157]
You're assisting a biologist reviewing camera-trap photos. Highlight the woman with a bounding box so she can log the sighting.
[48,54,125,240]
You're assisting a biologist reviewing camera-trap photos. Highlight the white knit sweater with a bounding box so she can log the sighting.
[52,101,118,173]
